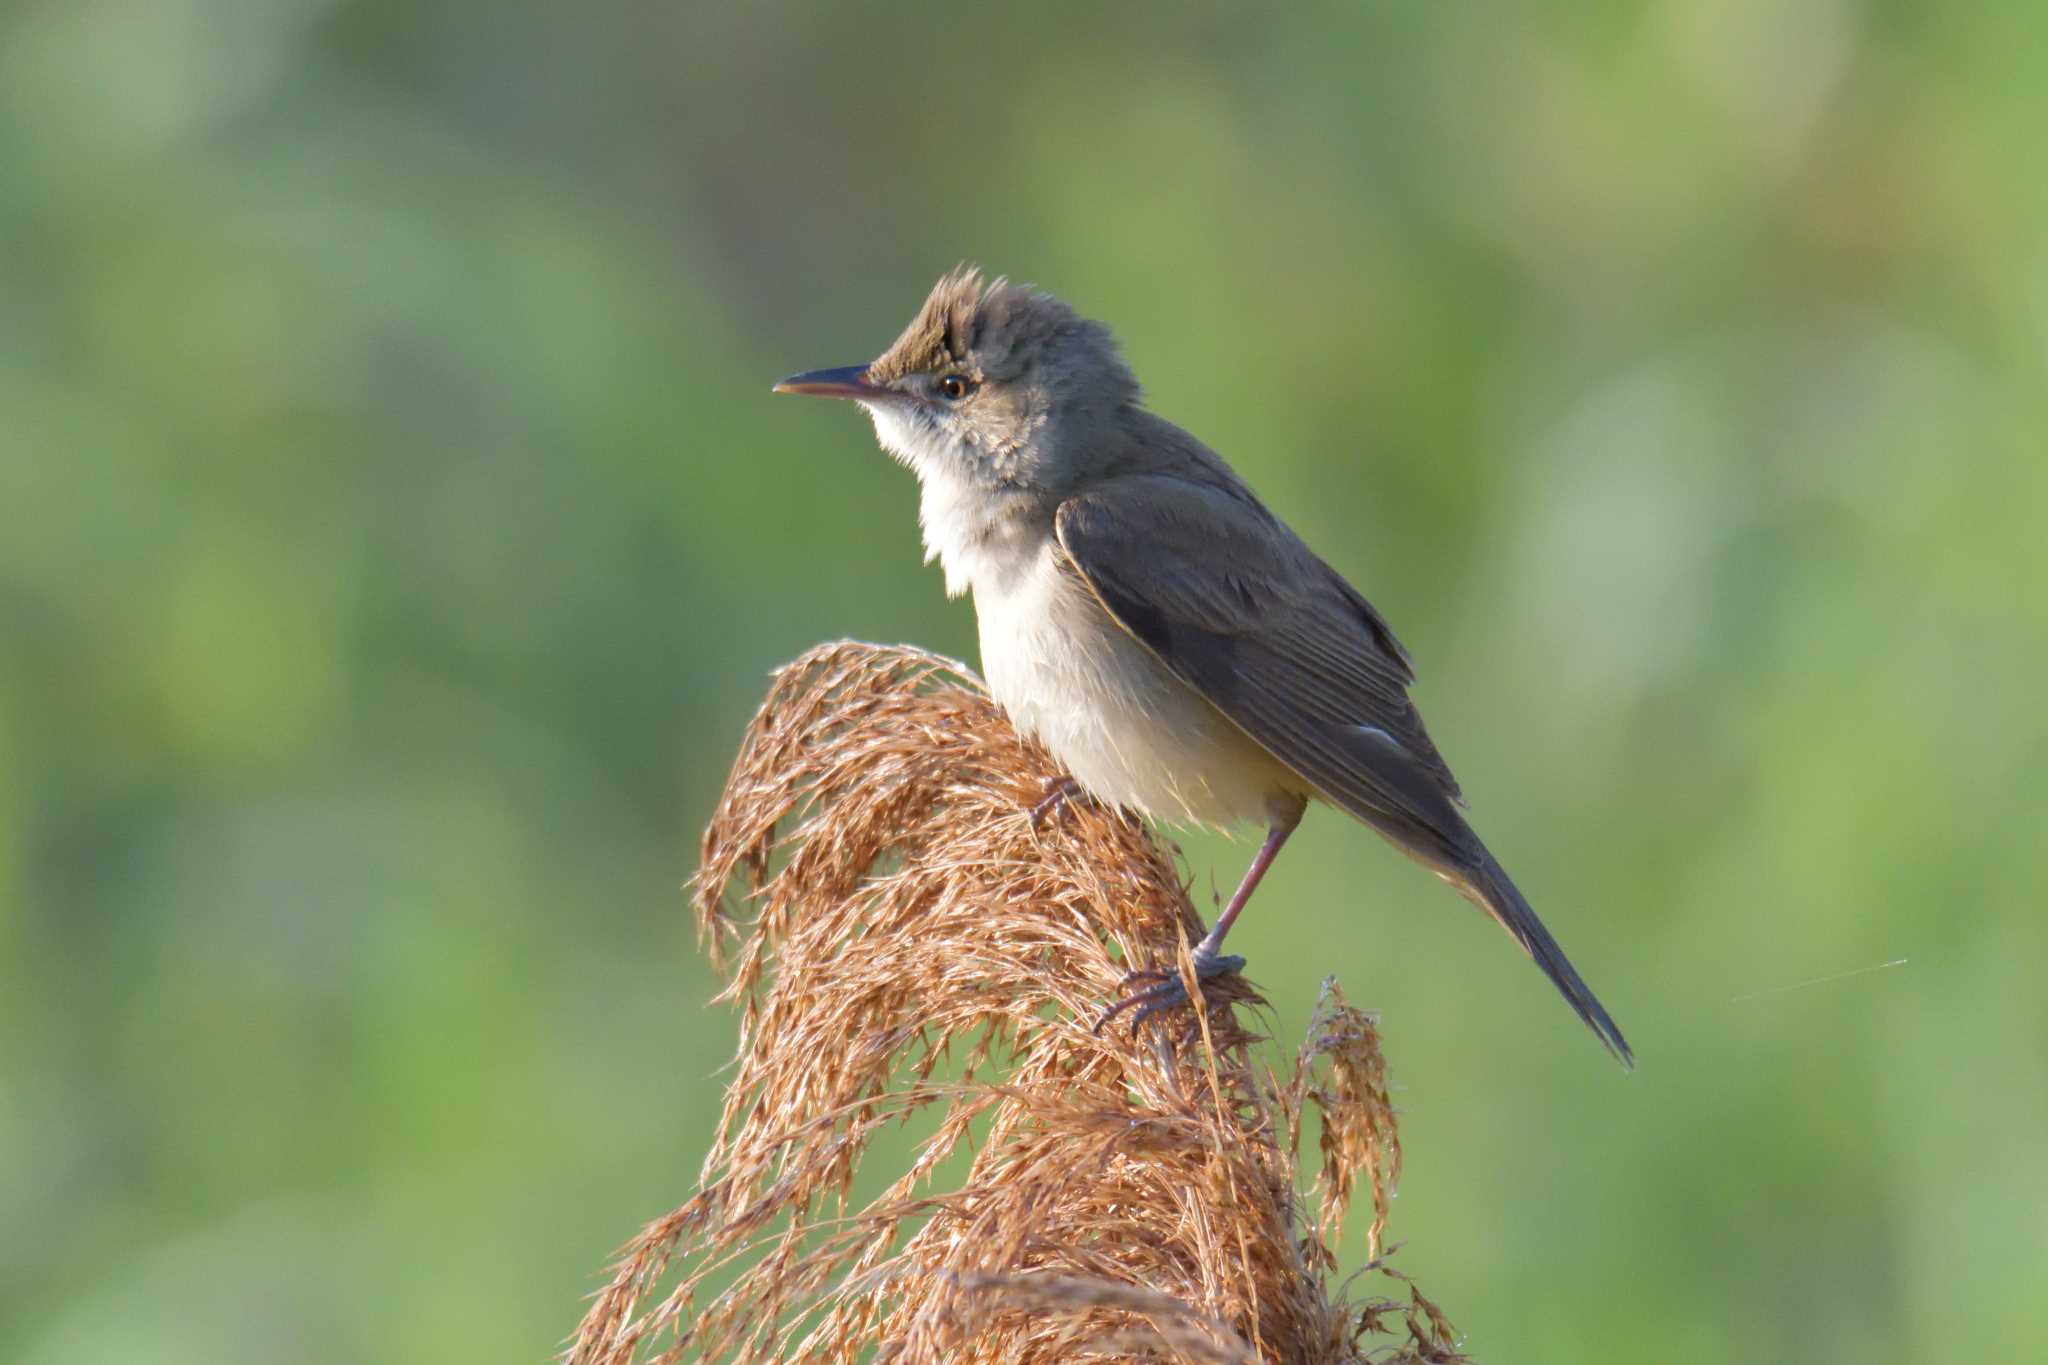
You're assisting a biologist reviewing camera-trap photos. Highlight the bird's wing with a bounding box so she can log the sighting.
[1053,474,1479,869]
[1058,473,1634,1065]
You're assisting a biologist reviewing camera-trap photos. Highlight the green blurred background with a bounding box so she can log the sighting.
[4,0,2044,1360]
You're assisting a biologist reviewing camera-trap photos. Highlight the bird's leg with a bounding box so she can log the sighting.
[1030,775,1084,829]
[1095,810,1300,1035]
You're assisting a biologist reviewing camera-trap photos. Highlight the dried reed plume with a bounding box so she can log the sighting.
[570,642,1465,1364]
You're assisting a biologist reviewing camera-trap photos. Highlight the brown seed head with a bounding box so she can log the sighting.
[566,642,1464,1365]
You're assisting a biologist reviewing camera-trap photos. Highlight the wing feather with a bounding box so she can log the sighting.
[1053,471,1633,1064]
[1053,476,1474,865]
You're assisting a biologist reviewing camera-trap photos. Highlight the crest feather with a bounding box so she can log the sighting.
[867,264,994,382]
[864,265,1136,407]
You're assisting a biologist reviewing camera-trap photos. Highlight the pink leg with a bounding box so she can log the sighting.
[1195,814,1297,958]
[1095,805,1302,1035]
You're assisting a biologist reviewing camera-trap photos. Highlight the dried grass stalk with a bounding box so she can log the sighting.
[569,641,1466,1364]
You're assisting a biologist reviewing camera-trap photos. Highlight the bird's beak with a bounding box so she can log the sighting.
[772,364,892,401]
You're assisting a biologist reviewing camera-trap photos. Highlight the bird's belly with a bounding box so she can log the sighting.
[975,560,1292,829]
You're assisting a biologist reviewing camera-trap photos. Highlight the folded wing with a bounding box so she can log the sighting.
[1054,474,1475,869]
[1055,473,1633,1064]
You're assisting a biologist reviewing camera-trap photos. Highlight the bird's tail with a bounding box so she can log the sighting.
[1459,856,1634,1068]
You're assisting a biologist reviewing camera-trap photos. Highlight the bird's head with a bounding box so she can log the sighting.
[774,265,1138,500]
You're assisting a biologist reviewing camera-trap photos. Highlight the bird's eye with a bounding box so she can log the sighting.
[936,373,975,401]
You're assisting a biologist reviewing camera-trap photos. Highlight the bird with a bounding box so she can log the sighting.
[774,266,1631,1065]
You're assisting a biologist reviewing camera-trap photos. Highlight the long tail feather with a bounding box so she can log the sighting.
[1461,856,1633,1068]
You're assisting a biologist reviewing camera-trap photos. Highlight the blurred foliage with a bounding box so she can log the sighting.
[2,0,2043,1361]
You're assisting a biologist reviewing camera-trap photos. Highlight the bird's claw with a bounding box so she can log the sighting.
[1093,952,1247,1037]
[1030,775,1083,829]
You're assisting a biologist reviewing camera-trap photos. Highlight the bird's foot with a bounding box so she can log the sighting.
[1030,775,1084,829]
[1094,950,1248,1037]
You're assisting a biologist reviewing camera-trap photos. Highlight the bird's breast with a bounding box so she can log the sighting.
[973,543,1293,829]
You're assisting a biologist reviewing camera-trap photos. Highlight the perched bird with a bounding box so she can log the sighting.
[775,267,1631,1065]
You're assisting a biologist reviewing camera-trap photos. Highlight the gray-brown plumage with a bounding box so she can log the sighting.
[775,266,1632,1065]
